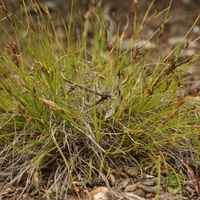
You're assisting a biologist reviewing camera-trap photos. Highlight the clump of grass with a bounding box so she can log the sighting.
[0,0,200,198]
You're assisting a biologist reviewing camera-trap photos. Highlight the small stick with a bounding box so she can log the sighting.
[61,73,113,105]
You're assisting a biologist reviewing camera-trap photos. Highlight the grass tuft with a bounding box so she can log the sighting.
[0,0,200,198]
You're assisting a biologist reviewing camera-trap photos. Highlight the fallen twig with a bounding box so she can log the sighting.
[61,73,114,105]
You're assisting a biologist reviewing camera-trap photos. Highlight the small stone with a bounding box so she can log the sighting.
[133,188,145,198]
[125,183,138,192]
[168,36,187,45]
[118,178,131,189]
[142,180,155,186]
[123,166,140,177]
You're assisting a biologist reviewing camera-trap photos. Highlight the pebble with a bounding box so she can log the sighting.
[168,36,187,45]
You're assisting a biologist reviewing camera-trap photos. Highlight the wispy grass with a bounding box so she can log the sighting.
[0,0,200,198]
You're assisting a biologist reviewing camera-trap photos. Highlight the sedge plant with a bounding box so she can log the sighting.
[0,0,200,198]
